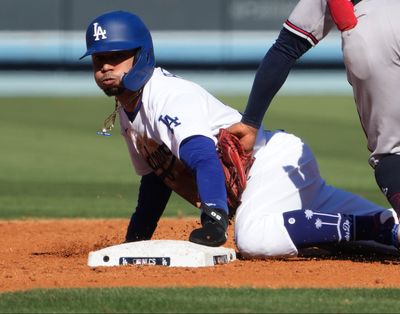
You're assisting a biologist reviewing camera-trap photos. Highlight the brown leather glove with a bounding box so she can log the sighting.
[217,128,255,218]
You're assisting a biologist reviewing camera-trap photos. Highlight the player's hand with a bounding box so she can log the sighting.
[189,207,228,247]
[226,122,258,153]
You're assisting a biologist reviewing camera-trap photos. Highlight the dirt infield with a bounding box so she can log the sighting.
[1,218,400,292]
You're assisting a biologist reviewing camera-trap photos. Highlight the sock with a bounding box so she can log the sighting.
[374,154,400,213]
[389,193,400,212]
[283,209,354,248]
[283,209,399,249]
[392,225,400,248]
[353,215,391,245]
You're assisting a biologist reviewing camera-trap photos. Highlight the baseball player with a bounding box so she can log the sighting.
[228,0,400,219]
[81,10,400,257]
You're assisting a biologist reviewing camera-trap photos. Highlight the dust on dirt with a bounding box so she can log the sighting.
[1,218,399,292]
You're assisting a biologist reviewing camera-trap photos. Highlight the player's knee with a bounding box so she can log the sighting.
[235,214,298,258]
[235,227,266,257]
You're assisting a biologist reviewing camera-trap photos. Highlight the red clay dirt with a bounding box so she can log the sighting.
[1,218,400,292]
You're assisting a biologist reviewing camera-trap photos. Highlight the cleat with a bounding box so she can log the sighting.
[378,208,399,225]
[374,208,400,248]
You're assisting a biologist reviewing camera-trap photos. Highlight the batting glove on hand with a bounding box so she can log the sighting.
[189,205,228,247]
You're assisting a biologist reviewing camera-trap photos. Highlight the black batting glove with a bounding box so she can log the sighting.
[189,205,228,247]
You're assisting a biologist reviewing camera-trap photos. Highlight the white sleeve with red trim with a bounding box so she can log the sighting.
[283,0,335,46]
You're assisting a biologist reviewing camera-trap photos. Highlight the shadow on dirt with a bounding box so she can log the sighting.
[236,242,400,264]
[298,243,400,264]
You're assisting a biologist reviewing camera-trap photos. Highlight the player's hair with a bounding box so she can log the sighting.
[80,10,155,92]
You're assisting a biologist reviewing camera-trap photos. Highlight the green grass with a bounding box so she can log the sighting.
[1,287,400,313]
[0,95,387,219]
[0,95,396,312]
[0,96,192,218]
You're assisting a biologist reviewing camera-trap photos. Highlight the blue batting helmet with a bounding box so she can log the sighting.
[80,10,155,92]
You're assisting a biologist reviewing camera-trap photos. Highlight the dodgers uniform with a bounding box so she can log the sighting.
[119,67,388,257]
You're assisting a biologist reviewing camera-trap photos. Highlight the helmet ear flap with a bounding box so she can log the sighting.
[81,10,155,91]
[122,48,155,91]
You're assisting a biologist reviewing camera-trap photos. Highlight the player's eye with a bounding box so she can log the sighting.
[92,51,135,68]
[92,55,104,64]
[112,51,134,62]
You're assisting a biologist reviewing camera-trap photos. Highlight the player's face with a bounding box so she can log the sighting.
[92,50,135,96]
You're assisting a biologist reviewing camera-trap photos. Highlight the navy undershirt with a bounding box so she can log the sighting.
[125,172,172,242]
[241,28,312,128]
[124,100,142,122]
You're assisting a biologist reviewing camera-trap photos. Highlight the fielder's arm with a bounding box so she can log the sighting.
[241,28,311,130]
[228,28,311,152]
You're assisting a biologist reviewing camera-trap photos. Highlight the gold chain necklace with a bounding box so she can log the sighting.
[96,98,120,136]
[96,89,143,136]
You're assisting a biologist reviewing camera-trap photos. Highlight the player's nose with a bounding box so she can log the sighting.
[101,62,114,72]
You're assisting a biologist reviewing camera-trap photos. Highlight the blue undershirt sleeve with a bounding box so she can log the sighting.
[125,172,172,242]
[241,27,312,128]
[179,135,229,214]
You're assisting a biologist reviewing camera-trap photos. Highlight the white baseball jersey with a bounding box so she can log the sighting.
[119,67,244,205]
[119,67,389,258]
[284,0,400,164]
[119,67,242,176]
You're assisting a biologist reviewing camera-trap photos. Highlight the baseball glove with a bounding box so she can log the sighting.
[217,128,255,218]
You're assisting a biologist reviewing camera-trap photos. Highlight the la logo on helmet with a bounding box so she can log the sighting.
[93,22,107,41]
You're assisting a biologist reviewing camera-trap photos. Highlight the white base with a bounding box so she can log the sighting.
[87,240,236,268]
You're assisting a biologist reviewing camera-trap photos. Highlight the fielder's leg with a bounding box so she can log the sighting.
[374,154,400,215]
[342,0,400,217]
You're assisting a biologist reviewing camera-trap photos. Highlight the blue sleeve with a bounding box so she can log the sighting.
[125,172,172,242]
[179,135,229,214]
[242,27,312,128]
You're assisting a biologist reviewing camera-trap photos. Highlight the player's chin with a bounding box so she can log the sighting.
[102,86,125,96]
